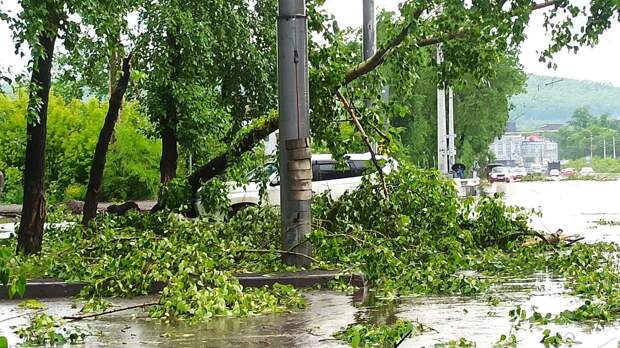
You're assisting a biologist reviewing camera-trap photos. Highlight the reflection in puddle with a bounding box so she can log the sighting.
[2,181,620,347]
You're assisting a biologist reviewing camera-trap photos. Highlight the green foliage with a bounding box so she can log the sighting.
[0,336,7,348]
[79,297,111,314]
[386,50,526,169]
[0,245,26,299]
[435,338,476,348]
[512,75,620,127]
[18,299,46,310]
[0,92,160,203]
[310,165,534,296]
[540,329,575,347]
[334,320,420,348]
[494,333,517,348]
[558,108,620,161]
[15,313,86,346]
[4,208,305,321]
[157,177,192,212]
[135,0,280,164]
[565,158,620,174]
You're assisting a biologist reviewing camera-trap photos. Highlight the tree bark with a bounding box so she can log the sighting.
[159,33,179,185]
[17,33,56,255]
[159,117,178,184]
[82,53,133,226]
[187,114,277,193]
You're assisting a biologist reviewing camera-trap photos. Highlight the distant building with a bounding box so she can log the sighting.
[490,132,524,162]
[490,131,558,167]
[520,135,559,167]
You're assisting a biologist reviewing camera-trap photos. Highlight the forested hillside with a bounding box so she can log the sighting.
[511,75,620,127]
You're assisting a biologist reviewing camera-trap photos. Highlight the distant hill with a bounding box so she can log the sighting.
[510,74,620,128]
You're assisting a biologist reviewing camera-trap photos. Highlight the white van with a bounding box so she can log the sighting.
[227,153,396,212]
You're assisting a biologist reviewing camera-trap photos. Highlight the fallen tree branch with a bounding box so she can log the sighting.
[343,0,561,84]
[184,0,564,196]
[187,114,278,193]
[63,302,159,321]
[494,230,552,246]
[395,328,414,348]
[348,98,391,144]
[335,90,389,197]
[239,249,319,264]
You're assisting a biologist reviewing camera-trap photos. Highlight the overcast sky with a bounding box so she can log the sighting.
[324,0,620,87]
[1,0,618,86]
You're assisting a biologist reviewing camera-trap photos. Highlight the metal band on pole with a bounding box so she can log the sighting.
[277,0,312,266]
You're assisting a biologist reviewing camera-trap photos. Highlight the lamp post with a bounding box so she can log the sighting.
[585,129,593,164]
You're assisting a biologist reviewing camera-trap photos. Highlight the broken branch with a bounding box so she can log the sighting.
[335,90,389,197]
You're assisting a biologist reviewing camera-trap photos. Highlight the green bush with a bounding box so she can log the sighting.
[0,91,161,203]
[565,157,620,174]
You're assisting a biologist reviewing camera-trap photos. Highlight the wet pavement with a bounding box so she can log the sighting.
[500,180,620,244]
[2,181,620,347]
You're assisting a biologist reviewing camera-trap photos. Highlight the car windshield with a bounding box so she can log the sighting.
[492,167,508,173]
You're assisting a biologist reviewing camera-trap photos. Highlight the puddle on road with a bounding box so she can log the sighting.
[501,180,620,244]
[1,276,619,347]
[2,181,620,347]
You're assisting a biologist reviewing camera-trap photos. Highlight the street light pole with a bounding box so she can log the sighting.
[277,0,312,266]
[448,88,456,168]
[436,44,448,175]
[590,132,593,163]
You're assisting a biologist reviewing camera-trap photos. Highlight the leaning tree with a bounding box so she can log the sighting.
[7,0,71,254]
[184,0,619,206]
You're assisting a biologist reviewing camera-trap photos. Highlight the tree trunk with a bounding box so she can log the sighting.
[188,115,278,193]
[159,118,178,184]
[82,53,133,226]
[17,33,56,255]
[159,32,179,185]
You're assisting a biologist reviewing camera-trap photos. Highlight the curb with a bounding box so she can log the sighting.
[0,270,363,299]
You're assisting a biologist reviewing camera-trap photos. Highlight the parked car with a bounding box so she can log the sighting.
[528,164,543,175]
[579,167,595,176]
[226,153,397,212]
[561,168,576,177]
[548,169,560,177]
[489,166,512,183]
[511,167,527,180]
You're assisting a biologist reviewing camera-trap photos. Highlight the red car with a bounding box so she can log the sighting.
[561,168,576,177]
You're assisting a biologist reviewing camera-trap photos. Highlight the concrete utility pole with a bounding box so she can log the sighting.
[604,138,607,159]
[277,0,312,267]
[363,0,378,152]
[614,136,617,159]
[447,88,456,168]
[363,0,376,60]
[436,44,448,175]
